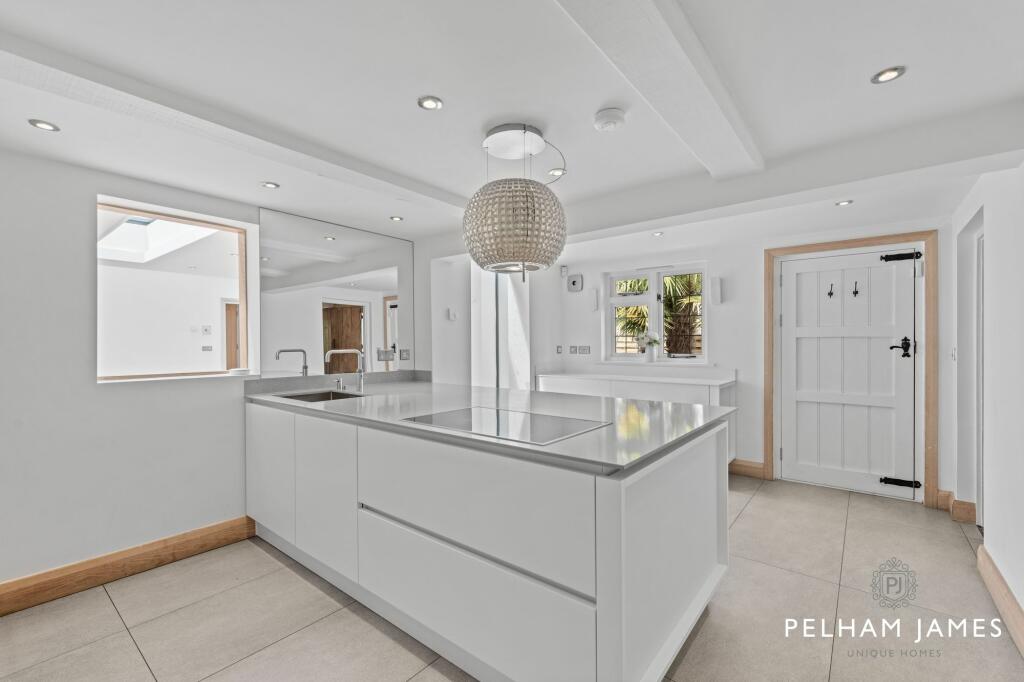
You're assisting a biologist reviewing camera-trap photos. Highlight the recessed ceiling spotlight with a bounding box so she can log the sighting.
[652,232,664,237]
[389,215,404,222]
[349,283,359,287]
[548,168,567,177]
[870,66,906,84]
[260,181,280,189]
[28,118,60,132]
[835,199,854,206]
[593,108,626,132]
[260,256,270,262]
[324,235,336,241]
[417,95,444,110]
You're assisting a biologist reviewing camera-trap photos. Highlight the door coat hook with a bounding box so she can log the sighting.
[852,281,859,297]
[827,283,834,298]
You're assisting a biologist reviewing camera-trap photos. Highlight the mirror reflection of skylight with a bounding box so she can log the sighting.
[97,211,217,263]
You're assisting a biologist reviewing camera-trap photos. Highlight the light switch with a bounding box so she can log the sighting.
[399,349,411,360]
[579,345,591,355]
[556,345,563,354]
[569,346,578,354]
[201,345,213,352]
[201,325,212,336]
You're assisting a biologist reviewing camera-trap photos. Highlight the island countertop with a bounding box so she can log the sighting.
[247,381,734,475]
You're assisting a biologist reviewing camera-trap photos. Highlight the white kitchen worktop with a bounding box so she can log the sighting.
[247,381,734,475]
[535,372,736,386]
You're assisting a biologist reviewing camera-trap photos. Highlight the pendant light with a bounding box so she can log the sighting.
[463,124,567,277]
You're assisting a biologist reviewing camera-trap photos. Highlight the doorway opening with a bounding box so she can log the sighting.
[224,301,241,370]
[322,301,366,373]
[383,295,398,371]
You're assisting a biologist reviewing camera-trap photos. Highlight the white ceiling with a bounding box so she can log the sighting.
[1,0,1023,241]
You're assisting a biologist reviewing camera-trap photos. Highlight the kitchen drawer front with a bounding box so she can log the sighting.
[359,510,596,682]
[610,380,709,404]
[358,428,596,596]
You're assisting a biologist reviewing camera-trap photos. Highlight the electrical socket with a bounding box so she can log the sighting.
[399,349,411,360]
[579,345,591,355]
[569,346,578,354]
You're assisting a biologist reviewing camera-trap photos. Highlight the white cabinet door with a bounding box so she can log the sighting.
[245,404,295,542]
[359,510,596,682]
[610,380,709,404]
[295,415,358,581]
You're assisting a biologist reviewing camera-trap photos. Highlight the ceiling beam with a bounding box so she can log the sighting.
[0,30,467,209]
[553,0,763,178]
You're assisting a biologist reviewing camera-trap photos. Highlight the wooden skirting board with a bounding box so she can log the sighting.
[0,516,255,617]
[729,458,768,480]
[978,546,1024,657]
[938,489,978,524]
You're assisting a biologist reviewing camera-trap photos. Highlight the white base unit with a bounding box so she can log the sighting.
[246,398,730,682]
[359,509,597,682]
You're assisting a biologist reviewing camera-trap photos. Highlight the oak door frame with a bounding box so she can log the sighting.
[382,295,398,371]
[763,230,939,508]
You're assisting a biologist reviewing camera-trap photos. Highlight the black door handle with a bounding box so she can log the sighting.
[889,336,912,358]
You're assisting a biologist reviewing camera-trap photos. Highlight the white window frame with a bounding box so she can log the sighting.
[604,264,708,365]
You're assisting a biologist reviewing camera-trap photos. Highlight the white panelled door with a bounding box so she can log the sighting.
[780,250,917,498]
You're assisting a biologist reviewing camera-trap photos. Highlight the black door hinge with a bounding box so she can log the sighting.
[879,477,922,489]
[880,251,922,262]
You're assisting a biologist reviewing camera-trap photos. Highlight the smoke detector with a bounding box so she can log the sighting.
[593,108,626,132]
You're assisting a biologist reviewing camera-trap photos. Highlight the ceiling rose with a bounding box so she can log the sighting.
[464,123,567,276]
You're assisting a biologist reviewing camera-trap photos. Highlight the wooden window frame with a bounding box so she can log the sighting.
[745,230,940,509]
[96,203,249,382]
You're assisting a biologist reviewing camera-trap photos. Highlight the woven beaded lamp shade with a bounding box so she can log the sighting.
[462,177,566,273]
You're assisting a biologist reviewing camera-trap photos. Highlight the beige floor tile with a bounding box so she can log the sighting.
[106,540,286,627]
[848,493,965,540]
[0,587,125,677]
[5,631,152,682]
[727,475,762,526]
[754,480,850,519]
[209,603,436,682]
[841,517,998,619]
[130,567,342,682]
[279,557,355,609]
[729,486,848,582]
[729,474,763,496]
[960,523,983,541]
[667,555,837,682]
[409,657,477,682]
[830,587,1024,681]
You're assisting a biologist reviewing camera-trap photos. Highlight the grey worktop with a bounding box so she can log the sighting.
[247,382,734,475]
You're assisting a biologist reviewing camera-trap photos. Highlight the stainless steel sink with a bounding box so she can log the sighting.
[276,391,362,402]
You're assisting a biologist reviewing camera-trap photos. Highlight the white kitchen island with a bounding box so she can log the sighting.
[245,382,733,682]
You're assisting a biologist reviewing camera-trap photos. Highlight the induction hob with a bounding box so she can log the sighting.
[403,407,610,446]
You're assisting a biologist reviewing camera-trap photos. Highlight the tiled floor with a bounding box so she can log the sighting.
[1,478,1020,681]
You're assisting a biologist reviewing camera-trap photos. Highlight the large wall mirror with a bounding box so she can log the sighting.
[258,209,414,377]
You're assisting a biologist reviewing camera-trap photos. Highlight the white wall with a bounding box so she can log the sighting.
[261,286,394,375]
[951,165,1024,606]
[98,265,240,376]
[0,149,254,582]
[430,255,472,384]
[528,212,958,494]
